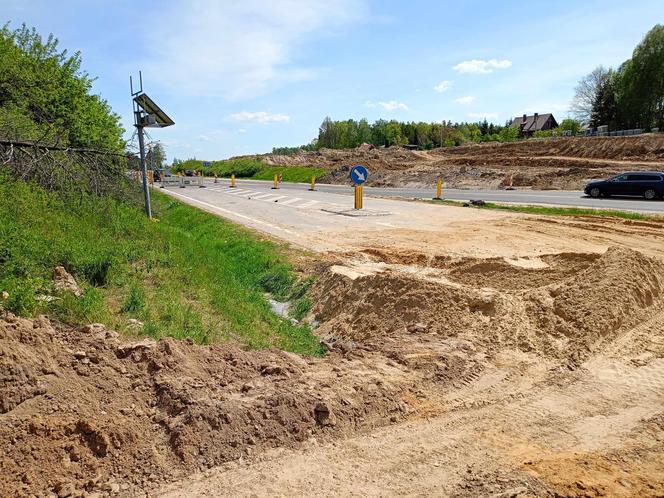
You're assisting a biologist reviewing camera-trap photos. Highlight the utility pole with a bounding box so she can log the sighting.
[130,72,174,218]
[136,119,152,218]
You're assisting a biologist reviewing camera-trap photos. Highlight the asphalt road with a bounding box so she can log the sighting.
[183,178,664,214]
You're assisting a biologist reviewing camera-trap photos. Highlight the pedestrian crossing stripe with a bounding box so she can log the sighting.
[297,200,319,208]
[199,185,327,210]
[279,197,302,205]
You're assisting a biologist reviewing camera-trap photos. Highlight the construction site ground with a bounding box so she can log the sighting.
[262,134,664,190]
[3,138,664,497]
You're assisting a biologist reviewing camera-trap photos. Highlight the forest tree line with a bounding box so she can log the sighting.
[278,116,580,153]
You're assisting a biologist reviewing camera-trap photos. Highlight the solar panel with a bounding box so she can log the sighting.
[133,93,174,127]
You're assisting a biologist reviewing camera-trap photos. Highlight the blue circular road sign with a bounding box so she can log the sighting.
[350,164,369,185]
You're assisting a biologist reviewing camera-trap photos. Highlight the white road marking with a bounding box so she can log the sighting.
[280,197,302,205]
[162,190,300,236]
[261,195,287,202]
[297,200,320,209]
[251,193,279,200]
[227,189,255,195]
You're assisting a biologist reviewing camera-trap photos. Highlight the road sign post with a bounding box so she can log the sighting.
[350,165,368,210]
[354,185,364,209]
[130,72,174,219]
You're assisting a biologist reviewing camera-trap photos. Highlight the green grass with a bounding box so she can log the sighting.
[175,157,328,184]
[0,175,323,355]
[430,198,662,221]
[211,157,264,177]
[250,166,328,183]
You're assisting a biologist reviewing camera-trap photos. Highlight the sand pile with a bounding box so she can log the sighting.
[529,246,664,348]
[310,247,664,361]
[310,269,499,344]
[0,313,410,497]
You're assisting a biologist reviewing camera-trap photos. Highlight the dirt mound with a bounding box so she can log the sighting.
[0,313,411,497]
[529,246,664,347]
[310,247,664,361]
[258,134,664,189]
[429,135,664,161]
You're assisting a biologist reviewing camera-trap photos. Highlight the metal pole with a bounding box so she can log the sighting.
[137,124,152,219]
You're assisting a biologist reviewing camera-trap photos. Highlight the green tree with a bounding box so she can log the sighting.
[618,24,664,129]
[385,121,406,146]
[357,118,372,144]
[558,118,581,135]
[0,23,124,150]
[146,143,166,170]
[590,70,619,128]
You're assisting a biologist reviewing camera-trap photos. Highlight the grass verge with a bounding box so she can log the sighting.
[0,175,323,355]
[431,198,663,221]
[250,166,329,183]
[175,158,328,183]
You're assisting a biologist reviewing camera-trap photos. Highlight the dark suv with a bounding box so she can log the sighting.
[584,172,664,200]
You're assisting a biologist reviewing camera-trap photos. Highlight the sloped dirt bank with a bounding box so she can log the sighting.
[0,314,417,497]
[260,135,664,189]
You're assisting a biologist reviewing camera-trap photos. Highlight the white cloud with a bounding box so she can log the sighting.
[365,100,408,111]
[229,111,291,123]
[379,100,409,111]
[147,0,368,98]
[453,59,512,74]
[433,80,453,92]
[468,112,499,120]
[238,128,247,134]
[454,96,476,105]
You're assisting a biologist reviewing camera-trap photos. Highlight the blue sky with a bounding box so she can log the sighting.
[4,0,662,161]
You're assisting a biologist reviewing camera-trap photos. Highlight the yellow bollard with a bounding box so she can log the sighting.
[354,185,363,209]
[230,174,236,188]
[272,173,279,189]
[434,176,442,200]
[309,175,316,191]
[214,174,218,184]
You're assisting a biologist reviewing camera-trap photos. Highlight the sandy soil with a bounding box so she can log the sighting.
[260,134,664,190]
[3,192,664,496]
[156,245,664,497]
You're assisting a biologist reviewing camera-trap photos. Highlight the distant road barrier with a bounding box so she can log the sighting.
[160,177,206,188]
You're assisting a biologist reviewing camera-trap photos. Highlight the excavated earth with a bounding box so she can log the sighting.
[2,242,664,497]
[260,134,664,189]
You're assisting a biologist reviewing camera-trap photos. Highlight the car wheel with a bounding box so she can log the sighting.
[644,189,657,200]
[589,187,601,198]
